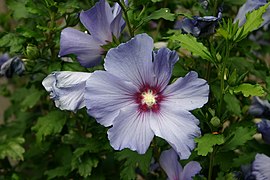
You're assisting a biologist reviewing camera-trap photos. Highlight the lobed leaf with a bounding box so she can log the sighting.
[170,34,213,62]
[222,126,256,151]
[195,134,224,156]
[31,111,66,143]
[116,149,152,180]
[232,83,265,97]
[0,136,25,160]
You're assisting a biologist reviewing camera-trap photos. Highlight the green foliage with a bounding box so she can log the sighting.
[224,93,241,115]
[170,34,213,62]
[222,126,256,151]
[21,87,43,110]
[0,33,25,54]
[1,0,270,179]
[0,136,25,160]
[235,3,270,41]
[143,8,175,22]
[195,134,224,156]
[116,149,152,180]
[31,111,67,143]
[232,83,265,97]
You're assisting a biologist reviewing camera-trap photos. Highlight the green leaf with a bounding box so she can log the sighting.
[45,166,71,180]
[224,93,241,115]
[170,34,213,61]
[7,0,30,19]
[78,158,98,178]
[0,136,25,160]
[71,148,99,178]
[235,2,270,41]
[143,8,175,22]
[195,134,224,156]
[222,126,256,151]
[232,152,256,167]
[21,88,43,110]
[0,33,25,54]
[31,111,66,142]
[116,149,152,180]
[214,151,236,171]
[216,172,236,180]
[232,83,265,97]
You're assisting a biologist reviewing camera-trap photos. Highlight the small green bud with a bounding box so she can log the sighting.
[210,116,221,127]
[26,44,39,59]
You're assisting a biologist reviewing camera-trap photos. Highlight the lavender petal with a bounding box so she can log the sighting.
[42,71,91,111]
[59,28,103,68]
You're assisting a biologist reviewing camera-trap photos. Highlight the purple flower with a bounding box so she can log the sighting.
[85,34,209,159]
[234,0,270,27]
[0,53,9,66]
[0,55,25,78]
[59,0,125,68]
[159,148,202,180]
[251,153,270,179]
[249,96,270,118]
[42,71,92,111]
[257,119,270,144]
[175,12,222,37]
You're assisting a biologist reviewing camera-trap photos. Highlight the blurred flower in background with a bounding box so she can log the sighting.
[175,12,222,37]
[0,54,25,78]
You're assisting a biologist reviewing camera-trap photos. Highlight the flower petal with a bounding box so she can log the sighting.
[110,8,125,38]
[152,48,178,91]
[162,71,209,111]
[59,28,103,68]
[159,149,182,180]
[107,104,155,154]
[79,0,113,43]
[150,107,201,159]
[249,96,270,118]
[0,53,9,67]
[0,57,25,78]
[252,153,270,179]
[104,33,154,87]
[257,119,270,144]
[85,71,138,127]
[42,71,91,111]
[180,161,202,180]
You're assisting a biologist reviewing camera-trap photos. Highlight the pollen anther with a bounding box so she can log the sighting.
[141,90,157,107]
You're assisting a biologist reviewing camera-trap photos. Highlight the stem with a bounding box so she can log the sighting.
[217,40,230,117]
[208,151,214,180]
[117,0,134,37]
[217,65,225,117]
[48,10,57,60]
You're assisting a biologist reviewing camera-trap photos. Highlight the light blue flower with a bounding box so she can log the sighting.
[234,0,270,27]
[59,0,125,68]
[42,71,92,112]
[159,148,202,180]
[85,33,209,159]
[251,153,270,179]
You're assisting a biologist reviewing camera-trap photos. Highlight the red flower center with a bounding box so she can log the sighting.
[135,85,163,113]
